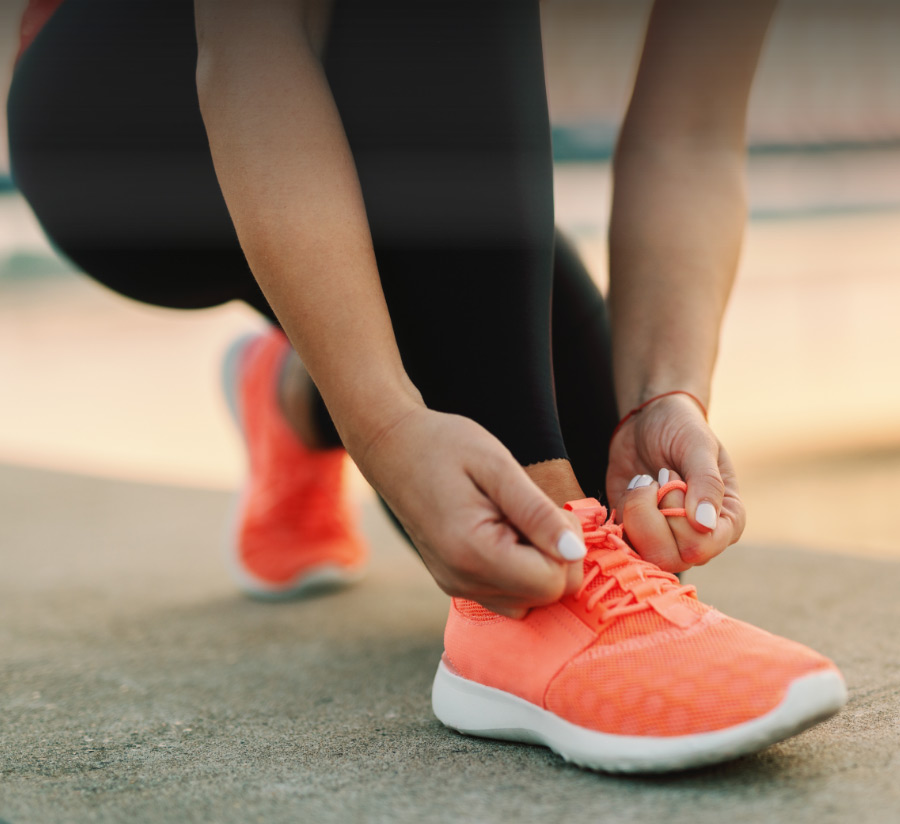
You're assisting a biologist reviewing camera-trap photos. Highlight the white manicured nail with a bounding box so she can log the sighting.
[696,501,718,530]
[627,474,641,490]
[557,530,587,561]
[633,474,654,489]
[658,468,670,486]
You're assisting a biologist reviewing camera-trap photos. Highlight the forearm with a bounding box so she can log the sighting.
[609,142,745,413]
[608,0,776,415]
[195,2,422,456]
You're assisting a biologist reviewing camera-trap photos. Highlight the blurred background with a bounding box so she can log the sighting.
[1,0,899,558]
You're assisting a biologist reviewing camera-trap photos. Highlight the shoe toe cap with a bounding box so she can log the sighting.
[545,612,838,737]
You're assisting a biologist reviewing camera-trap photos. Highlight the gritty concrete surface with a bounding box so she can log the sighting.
[2,463,899,824]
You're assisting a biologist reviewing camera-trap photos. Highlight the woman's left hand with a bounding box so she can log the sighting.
[606,393,746,573]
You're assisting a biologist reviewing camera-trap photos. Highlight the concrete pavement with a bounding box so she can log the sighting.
[2,463,899,824]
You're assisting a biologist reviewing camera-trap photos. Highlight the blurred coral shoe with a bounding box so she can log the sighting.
[222,329,368,599]
[433,495,846,773]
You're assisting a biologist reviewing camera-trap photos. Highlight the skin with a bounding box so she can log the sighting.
[194,0,776,616]
[608,0,777,570]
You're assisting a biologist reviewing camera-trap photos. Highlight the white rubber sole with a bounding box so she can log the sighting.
[220,333,366,601]
[432,660,848,773]
[225,548,367,601]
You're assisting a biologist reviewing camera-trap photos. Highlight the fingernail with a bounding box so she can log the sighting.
[627,474,641,490]
[658,468,670,486]
[696,501,718,530]
[633,474,654,489]
[557,530,587,561]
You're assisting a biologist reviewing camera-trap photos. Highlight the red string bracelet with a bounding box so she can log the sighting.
[610,390,708,443]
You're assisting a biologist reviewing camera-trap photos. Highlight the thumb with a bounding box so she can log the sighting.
[481,455,586,565]
[681,437,726,535]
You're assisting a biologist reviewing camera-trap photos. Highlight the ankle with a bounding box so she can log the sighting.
[278,350,324,449]
[523,459,585,507]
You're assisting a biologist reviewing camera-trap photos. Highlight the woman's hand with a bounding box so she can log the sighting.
[602,0,775,574]
[356,406,586,618]
[606,394,745,573]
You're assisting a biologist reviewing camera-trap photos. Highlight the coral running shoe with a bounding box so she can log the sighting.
[432,495,847,773]
[222,329,368,599]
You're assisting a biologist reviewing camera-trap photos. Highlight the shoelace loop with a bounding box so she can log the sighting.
[567,489,697,628]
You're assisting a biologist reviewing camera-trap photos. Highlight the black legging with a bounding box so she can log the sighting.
[7,0,618,500]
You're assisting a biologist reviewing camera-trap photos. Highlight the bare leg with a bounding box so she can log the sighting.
[524,460,585,507]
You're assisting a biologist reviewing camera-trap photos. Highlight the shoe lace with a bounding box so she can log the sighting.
[568,492,697,631]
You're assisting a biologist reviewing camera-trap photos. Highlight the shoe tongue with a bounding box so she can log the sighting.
[564,498,610,530]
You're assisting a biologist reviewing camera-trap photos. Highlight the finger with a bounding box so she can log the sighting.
[620,477,690,573]
[717,445,747,544]
[476,454,586,566]
[627,473,654,491]
[609,473,654,516]
[556,507,586,596]
[478,600,529,620]
[679,434,727,535]
[658,467,733,566]
[670,519,730,567]
[472,523,572,608]
[657,467,687,516]
[653,468,713,566]
[562,554,585,597]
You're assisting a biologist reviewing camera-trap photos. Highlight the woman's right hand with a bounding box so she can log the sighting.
[355,406,586,618]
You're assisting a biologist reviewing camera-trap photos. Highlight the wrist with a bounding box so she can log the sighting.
[615,374,711,421]
[611,390,708,444]
[323,368,425,461]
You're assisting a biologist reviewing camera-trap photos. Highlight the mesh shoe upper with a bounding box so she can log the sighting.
[232,329,367,586]
[445,497,836,738]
